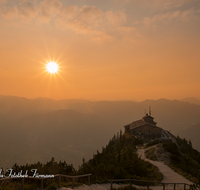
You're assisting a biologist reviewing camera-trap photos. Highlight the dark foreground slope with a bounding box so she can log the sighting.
[147,137,200,183]
[167,136,200,183]
[78,133,163,183]
[0,132,163,190]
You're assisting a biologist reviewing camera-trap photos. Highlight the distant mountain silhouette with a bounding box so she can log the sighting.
[0,95,94,122]
[1,95,200,169]
[181,97,200,105]
[0,109,115,169]
[92,99,200,135]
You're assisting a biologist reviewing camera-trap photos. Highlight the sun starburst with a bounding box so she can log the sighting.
[46,62,59,74]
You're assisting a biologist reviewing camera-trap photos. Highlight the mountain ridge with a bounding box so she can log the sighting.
[1,95,200,169]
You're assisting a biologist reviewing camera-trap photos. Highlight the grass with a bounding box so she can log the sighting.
[169,163,199,184]
[146,140,159,147]
[145,147,157,161]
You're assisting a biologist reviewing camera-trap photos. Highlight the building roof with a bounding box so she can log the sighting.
[142,114,154,120]
[130,123,162,131]
[130,119,146,128]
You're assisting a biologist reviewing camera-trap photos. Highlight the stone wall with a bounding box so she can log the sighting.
[131,124,161,137]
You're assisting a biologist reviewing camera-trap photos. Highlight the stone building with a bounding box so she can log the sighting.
[124,113,162,138]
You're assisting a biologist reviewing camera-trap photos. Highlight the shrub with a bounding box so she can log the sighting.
[162,142,179,156]
[46,182,57,190]
[146,140,159,147]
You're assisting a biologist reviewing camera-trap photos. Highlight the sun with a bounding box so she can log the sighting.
[46,62,59,74]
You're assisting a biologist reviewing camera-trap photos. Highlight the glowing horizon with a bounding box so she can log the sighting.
[0,0,200,101]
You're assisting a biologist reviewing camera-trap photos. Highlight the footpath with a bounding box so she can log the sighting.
[57,146,193,190]
[136,147,193,190]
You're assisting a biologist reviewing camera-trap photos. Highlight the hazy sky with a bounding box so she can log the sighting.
[0,0,200,101]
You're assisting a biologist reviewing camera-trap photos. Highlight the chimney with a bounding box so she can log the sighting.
[149,106,151,116]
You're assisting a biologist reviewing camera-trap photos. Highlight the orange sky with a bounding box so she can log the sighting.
[0,0,200,101]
